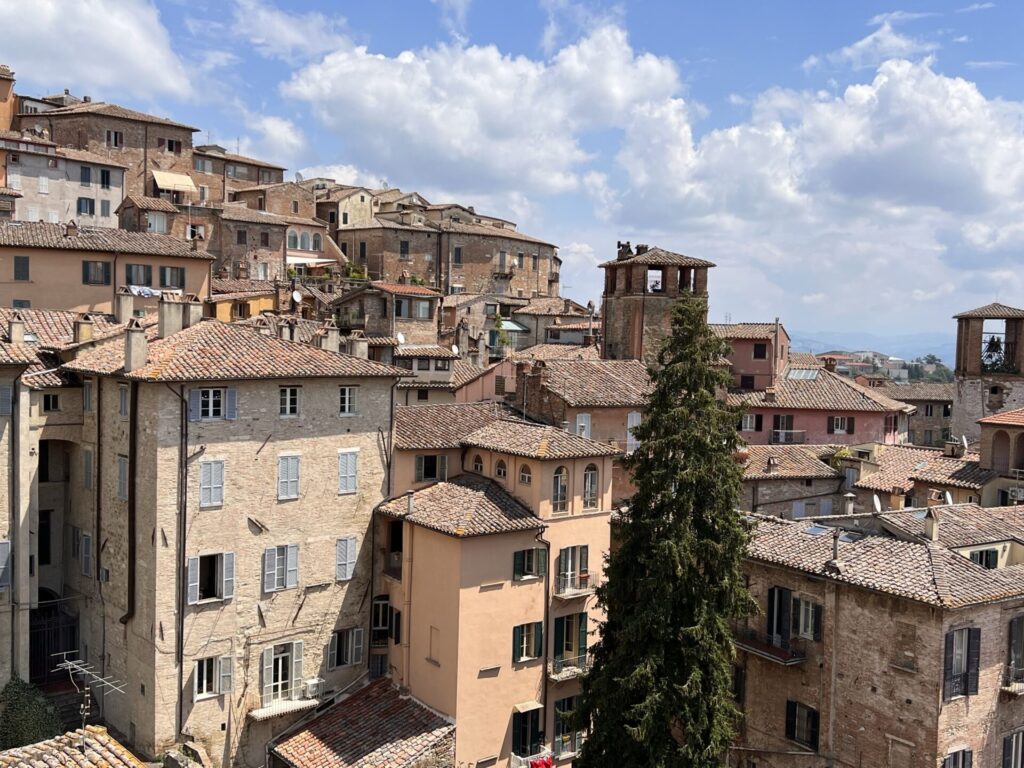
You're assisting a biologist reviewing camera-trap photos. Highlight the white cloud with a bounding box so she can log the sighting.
[236,114,307,169]
[539,0,624,56]
[965,60,1015,69]
[956,2,995,12]
[432,0,472,43]
[953,35,971,43]
[0,0,190,100]
[231,0,349,62]
[805,22,938,71]
[582,171,621,221]
[867,10,940,25]
[198,50,241,74]
[801,293,827,305]
[295,163,384,188]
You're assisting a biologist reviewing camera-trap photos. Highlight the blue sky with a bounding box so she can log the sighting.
[4,0,1024,340]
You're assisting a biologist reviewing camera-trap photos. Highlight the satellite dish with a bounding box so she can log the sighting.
[291,290,303,304]
[295,172,304,182]
[872,494,882,513]
[962,435,969,451]
[944,491,954,505]
[396,332,406,345]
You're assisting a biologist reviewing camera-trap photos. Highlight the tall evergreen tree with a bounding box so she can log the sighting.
[576,292,753,767]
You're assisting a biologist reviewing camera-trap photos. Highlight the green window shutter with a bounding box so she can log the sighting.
[553,617,565,661]
[579,545,589,573]
[534,622,543,657]
[513,550,524,581]
[512,712,523,756]
[415,456,424,482]
[537,548,547,577]
[512,624,523,663]
[578,612,588,659]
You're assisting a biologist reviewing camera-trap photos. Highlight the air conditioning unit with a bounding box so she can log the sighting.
[303,678,325,699]
[1008,488,1024,502]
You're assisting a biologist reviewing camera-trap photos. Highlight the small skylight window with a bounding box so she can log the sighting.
[912,510,928,520]
[913,461,929,470]
[787,368,819,380]
[839,531,863,543]
[23,332,38,343]
[803,525,831,536]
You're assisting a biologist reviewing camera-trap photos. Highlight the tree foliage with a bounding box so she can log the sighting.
[576,293,753,768]
[0,676,63,749]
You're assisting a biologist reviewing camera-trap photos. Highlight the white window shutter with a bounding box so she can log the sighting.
[83,450,93,490]
[263,547,276,593]
[0,541,11,590]
[277,458,288,499]
[225,388,238,420]
[627,411,641,453]
[576,413,591,439]
[290,640,304,700]
[200,462,212,506]
[328,632,338,669]
[222,552,235,600]
[187,557,199,605]
[219,656,233,694]
[352,628,364,665]
[345,536,357,580]
[261,647,274,706]
[188,389,201,421]
[286,544,299,588]
[292,457,300,496]
[335,539,347,581]
[820,499,833,516]
[81,534,92,577]
[192,660,200,702]
[793,500,805,518]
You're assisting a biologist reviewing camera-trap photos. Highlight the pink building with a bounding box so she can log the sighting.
[710,321,790,390]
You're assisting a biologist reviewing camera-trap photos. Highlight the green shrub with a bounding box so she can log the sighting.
[0,676,63,749]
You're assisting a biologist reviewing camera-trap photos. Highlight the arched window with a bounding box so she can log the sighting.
[312,233,322,251]
[994,430,1011,474]
[495,460,507,479]
[287,230,298,249]
[300,232,311,250]
[472,455,484,473]
[583,464,599,509]
[519,464,532,485]
[552,466,568,513]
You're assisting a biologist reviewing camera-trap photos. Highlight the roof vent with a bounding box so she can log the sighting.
[923,508,940,542]
[766,455,778,474]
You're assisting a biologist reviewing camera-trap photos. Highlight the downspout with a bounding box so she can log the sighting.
[118,380,139,624]
[8,369,22,674]
[166,383,189,739]
[94,378,107,711]
[535,527,552,749]
[826,578,839,767]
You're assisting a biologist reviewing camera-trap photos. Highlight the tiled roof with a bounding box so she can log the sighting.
[954,302,1024,319]
[877,382,955,402]
[217,205,289,226]
[748,516,1024,608]
[451,359,486,388]
[364,336,399,347]
[0,726,146,768]
[547,320,597,332]
[513,297,587,317]
[116,194,177,213]
[854,445,944,493]
[0,187,23,199]
[235,314,325,344]
[0,307,123,349]
[787,351,823,368]
[598,246,715,268]
[441,292,529,309]
[20,350,77,389]
[436,218,555,246]
[741,445,841,480]
[271,679,454,768]
[36,101,198,131]
[0,342,38,366]
[56,146,129,169]
[373,188,418,204]
[379,475,544,538]
[879,504,1024,548]
[978,408,1024,427]
[511,343,601,362]
[710,322,780,340]
[394,402,514,449]
[194,145,287,170]
[394,345,459,359]
[727,366,912,413]
[0,221,212,259]
[63,319,405,381]
[539,359,651,408]
[396,380,457,390]
[370,281,442,297]
[212,277,276,294]
[909,454,997,490]
[462,418,620,458]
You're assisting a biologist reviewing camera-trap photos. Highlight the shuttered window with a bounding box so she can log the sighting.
[338,451,358,494]
[116,456,129,500]
[263,544,299,592]
[329,628,365,668]
[199,461,224,507]
[512,621,544,663]
[278,456,300,499]
[0,385,11,417]
[82,449,93,490]
[0,541,11,591]
[336,536,357,581]
[1004,732,1024,768]
[943,627,980,701]
[188,388,237,421]
[81,533,93,578]
[784,700,819,751]
[626,411,642,453]
[513,548,547,581]
[575,413,591,439]
[261,641,303,706]
[943,749,972,768]
[186,552,234,604]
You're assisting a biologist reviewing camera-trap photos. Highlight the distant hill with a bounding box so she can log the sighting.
[789,330,956,366]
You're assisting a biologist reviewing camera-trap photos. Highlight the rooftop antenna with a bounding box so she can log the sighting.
[53,651,125,745]
[724,312,732,323]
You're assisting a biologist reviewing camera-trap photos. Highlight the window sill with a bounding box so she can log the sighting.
[512,575,541,584]
[425,657,440,667]
[199,503,224,510]
[338,413,358,418]
[194,597,225,606]
[194,692,220,702]
[338,490,357,496]
[280,414,300,419]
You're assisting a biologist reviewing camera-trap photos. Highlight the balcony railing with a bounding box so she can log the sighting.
[733,627,807,665]
[1002,664,1024,695]
[385,551,402,581]
[554,732,584,758]
[771,430,806,445]
[555,572,599,598]
[511,751,552,768]
[370,629,389,649]
[549,653,591,681]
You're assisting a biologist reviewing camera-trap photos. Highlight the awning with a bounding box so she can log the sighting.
[513,700,544,714]
[287,255,337,267]
[152,169,197,193]
[248,697,319,721]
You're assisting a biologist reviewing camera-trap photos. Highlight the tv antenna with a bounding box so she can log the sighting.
[53,651,126,736]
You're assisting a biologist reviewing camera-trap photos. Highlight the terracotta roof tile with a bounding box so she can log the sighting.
[0,307,124,349]
[193,145,286,169]
[0,725,146,768]
[727,366,912,413]
[0,221,212,259]
[0,187,23,199]
[513,297,587,317]
[787,351,823,368]
[37,100,198,130]
[877,382,955,402]
[379,475,544,538]
[598,246,715,268]
[394,345,458,359]
[369,281,442,297]
[511,343,601,362]
[217,205,289,226]
[879,504,1024,548]
[436,218,555,246]
[56,146,129,169]
[394,402,514,449]
[909,454,997,490]
[271,679,454,768]
[116,195,178,213]
[854,445,944,493]
[978,408,1024,427]
[451,359,486,388]
[954,302,1024,319]
[710,322,780,340]
[538,359,651,408]
[741,445,842,480]
[461,418,620,459]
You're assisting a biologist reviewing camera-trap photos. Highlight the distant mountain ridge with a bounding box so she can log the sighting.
[789,330,956,366]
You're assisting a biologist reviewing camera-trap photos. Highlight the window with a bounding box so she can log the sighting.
[329,628,365,668]
[434,359,450,371]
[519,464,532,485]
[236,229,247,246]
[556,545,589,593]
[100,200,110,218]
[11,300,29,309]
[740,374,755,389]
[943,627,980,700]
[199,460,224,507]
[415,454,448,482]
[970,548,998,569]
[260,169,274,183]
[944,403,953,417]
[147,212,168,234]
[260,231,270,247]
[77,197,95,216]
[453,246,462,265]
[552,466,568,513]
[280,386,299,417]
[390,606,402,644]
[924,404,935,417]
[186,552,234,603]
[575,413,591,439]
[626,411,642,453]
[785,701,819,751]
[339,386,356,415]
[330,211,338,224]
[512,621,543,662]
[226,164,248,179]
[532,253,539,271]
[160,266,185,289]
[161,138,182,154]
[583,464,599,509]
[193,657,232,700]
[496,460,507,479]
[125,263,152,286]
[924,429,934,445]
[0,540,11,591]
[472,455,484,473]
[287,230,298,249]
[80,166,92,186]
[792,596,822,640]
[106,130,123,148]
[1006,731,1024,768]
[278,456,300,500]
[753,343,768,360]
[359,241,366,260]
[741,413,762,432]
[399,240,410,260]
[263,544,299,593]
[187,224,205,241]
[517,251,525,269]
[261,641,302,705]
[827,416,855,435]
[336,536,357,580]
[118,384,129,417]
[313,234,322,251]
[766,586,793,647]
[81,533,92,578]
[43,394,59,412]
[37,175,49,196]
[116,455,129,500]
[414,300,432,319]
[289,200,299,214]
[257,262,269,280]
[416,389,429,401]
[943,750,973,768]
[300,232,310,250]
[83,380,93,413]
[26,206,39,222]
[100,169,111,190]
[553,612,588,674]
[513,548,547,581]
[338,450,358,494]
[416,358,430,371]
[198,388,225,420]
[7,172,19,190]
[512,708,542,759]
[48,211,59,224]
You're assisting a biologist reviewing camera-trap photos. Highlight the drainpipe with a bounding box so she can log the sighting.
[535,527,552,750]
[118,380,138,625]
[8,369,22,676]
[94,378,107,713]
[165,383,190,739]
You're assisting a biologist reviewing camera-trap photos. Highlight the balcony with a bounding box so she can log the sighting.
[554,732,584,759]
[554,572,599,599]
[336,311,366,330]
[370,629,389,649]
[549,653,591,682]
[771,430,806,445]
[733,627,807,665]
[1002,664,1024,695]
[384,551,402,581]
[511,752,553,768]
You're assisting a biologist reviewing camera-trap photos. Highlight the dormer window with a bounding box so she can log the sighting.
[519,465,532,485]
[472,455,483,473]
[496,460,507,479]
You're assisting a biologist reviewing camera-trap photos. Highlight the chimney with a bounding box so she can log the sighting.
[73,314,94,343]
[923,508,940,542]
[8,312,25,344]
[320,318,340,353]
[561,420,570,433]
[64,221,79,238]
[158,294,183,338]
[943,440,963,459]
[766,455,778,474]
[582,333,597,348]
[348,329,368,359]
[824,357,837,373]
[406,490,415,514]
[563,298,572,314]
[278,319,294,341]
[832,528,841,561]
[114,287,134,324]
[124,318,148,372]
[843,492,856,516]
[182,294,203,328]
[764,387,776,403]
[616,240,633,261]
[83,95,91,103]
[635,243,648,255]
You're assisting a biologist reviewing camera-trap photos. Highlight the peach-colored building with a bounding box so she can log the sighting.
[710,321,790,391]
[376,405,618,766]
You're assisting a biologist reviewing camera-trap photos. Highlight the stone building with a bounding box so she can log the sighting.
[738,444,846,518]
[735,506,1024,767]
[512,296,589,349]
[952,302,1024,442]
[330,281,442,346]
[600,241,713,366]
[975,408,1024,506]
[879,382,955,447]
[190,144,285,203]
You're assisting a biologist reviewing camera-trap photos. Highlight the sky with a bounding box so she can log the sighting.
[3,0,1024,339]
